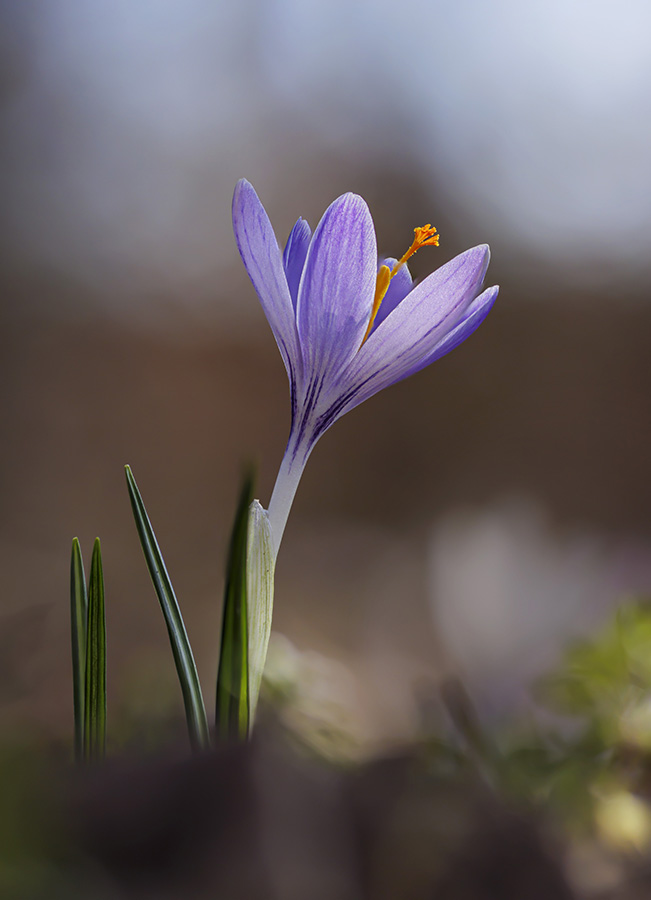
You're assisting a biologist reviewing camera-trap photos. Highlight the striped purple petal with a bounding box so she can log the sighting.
[296,192,377,387]
[283,217,311,310]
[328,245,492,419]
[232,180,301,384]
[418,284,499,369]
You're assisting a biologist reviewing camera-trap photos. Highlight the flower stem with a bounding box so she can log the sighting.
[267,443,307,555]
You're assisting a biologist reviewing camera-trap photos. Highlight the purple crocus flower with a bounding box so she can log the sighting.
[233,179,498,553]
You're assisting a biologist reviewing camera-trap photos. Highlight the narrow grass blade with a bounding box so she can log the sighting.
[84,538,106,762]
[125,465,210,752]
[216,472,253,741]
[70,538,88,763]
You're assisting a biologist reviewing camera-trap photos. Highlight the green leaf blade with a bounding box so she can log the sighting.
[84,538,106,762]
[70,538,88,763]
[216,472,253,741]
[246,500,275,725]
[125,465,210,753]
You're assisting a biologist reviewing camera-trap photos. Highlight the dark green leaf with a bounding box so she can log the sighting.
[70,538,88,763]
[84,538,106,762]
[216,472,253,741]
[125,465,210,752]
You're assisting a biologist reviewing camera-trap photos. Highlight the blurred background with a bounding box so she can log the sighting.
[1,0,651,752]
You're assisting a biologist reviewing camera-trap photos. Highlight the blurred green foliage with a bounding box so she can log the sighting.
[539,600,651,749]
[262,600,651,851]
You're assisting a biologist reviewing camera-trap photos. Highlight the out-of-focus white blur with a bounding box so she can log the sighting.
[429,499,651,718]
[1,0,650,326]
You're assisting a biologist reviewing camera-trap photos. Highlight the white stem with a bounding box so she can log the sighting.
[266,441,309,555]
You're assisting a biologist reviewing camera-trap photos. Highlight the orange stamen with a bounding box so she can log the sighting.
[361,224,439,343]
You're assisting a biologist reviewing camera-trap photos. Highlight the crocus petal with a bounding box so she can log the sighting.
[323,245,491,422]
[371,257,413,332]
[419,284,499,368]
[232,179,301,383]
[296,192,377,387]
[283,217,312,310]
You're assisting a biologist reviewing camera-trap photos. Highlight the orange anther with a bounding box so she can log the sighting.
[394,224,439,272]
[361,222,440,345]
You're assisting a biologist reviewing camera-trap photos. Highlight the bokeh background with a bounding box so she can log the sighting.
[1,0,651,751]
